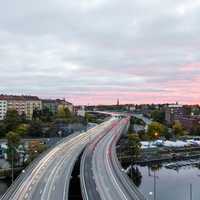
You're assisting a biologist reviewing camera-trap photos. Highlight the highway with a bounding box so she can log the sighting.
[81,117,146,200]
[1,117,117,200]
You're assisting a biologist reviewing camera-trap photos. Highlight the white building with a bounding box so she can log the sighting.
[77,106,86,117]
[0,100,7,120]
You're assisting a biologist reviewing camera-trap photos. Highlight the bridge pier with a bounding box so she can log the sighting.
[68,152,83,200]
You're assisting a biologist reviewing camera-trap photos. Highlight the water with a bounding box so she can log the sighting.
[132,164,200,200]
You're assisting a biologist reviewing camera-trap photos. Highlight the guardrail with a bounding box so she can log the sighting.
[80,120,119,200]
[110,118,147,200]
[0,131,84,200]
[1,118,113,200]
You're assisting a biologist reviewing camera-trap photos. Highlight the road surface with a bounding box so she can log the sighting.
[1,117,116,200]
[81,117,146,200]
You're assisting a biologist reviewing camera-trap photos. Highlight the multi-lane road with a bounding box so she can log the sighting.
[81,117,146,200]
[2,113,146,200]
[1,117,117,200]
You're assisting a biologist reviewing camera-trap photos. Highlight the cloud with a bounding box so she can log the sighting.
[0,0,200,105]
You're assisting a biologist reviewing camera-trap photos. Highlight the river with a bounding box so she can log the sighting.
[132,163,200,200]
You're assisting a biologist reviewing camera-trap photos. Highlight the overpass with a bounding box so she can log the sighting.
[1,117,117,200]
[81,117,146,200]
[1,113,146,200]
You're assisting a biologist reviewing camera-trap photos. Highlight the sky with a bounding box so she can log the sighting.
[0,0,200,105]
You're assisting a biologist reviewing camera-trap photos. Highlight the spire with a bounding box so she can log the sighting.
[117,99,119,106]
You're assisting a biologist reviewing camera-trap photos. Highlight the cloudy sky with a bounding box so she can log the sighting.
[0,0,200,105]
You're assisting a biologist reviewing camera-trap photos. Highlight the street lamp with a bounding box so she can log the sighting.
[10,145,18,184]
[154,132,159,138]
[149,191,153,198]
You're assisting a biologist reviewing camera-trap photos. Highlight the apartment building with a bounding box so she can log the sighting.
[0,100,7,120]
[165,104,186,125]
[0,95,42,120]
[25,96,42,120]
[56,99,74,113]
[0,95,73,120]
[7,96,26,116]
[42,99,57,114]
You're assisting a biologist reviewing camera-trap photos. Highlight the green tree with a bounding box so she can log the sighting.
[85,113,97,124]
[4,109,21,132]
[128,134,141,161]
[191,125,200,136]
[41,108,54,122]
[57,107,72,119]
[163,126,173,140]
[6,131,21,166]
[172,120,184,137]
[0,122,6,138]
[15,124,29,137]
[151,110,165,123]
[6,131,20,147]
[28,121,43,137]
[147,122,165,140]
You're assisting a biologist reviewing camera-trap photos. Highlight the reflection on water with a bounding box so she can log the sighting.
[0,179,11,197]
[134,163,200,200]
[128,166,142,187]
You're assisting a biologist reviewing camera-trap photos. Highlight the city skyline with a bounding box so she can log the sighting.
[1,0,200,105]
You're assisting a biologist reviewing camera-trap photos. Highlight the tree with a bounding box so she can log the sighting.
[163,127,173,140]
[6,131,21,166]
[28,140,47,162]
[19,112,27,123]
[64,107,72,118]
[4,109,21,132]
[0,122,6,138]
[32,109,42,121]
[128,167,142,187]
[28,121,43,137]
[147,122,165,140]
[85,113,98,124]
[128,134,141,161]
[172,120,184,137]
[191,124,200,136]
[130,117,145,125]
[57,106,72,119]
[151,110,165,123]
[41,108,54,122]
[15,124,29,137]
[6,131,20,147]
[33,108,54,122]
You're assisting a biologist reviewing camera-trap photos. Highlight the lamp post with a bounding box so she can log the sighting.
[154,170,156,200]
[10,145,19,184]
[190,183,192,200]
[11,147,14,184]
[154,132,159,139]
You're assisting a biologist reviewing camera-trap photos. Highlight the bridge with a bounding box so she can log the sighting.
[1,114,146,200]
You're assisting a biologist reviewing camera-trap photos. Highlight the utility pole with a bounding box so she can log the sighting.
[154,171,156,200]
[190,184,192,200]
[11,147,14,184]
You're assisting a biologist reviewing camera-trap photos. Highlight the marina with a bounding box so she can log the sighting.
[164,159,200,170]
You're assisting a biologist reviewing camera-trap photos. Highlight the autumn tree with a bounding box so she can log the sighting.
[28,140,47,161]
[172,120,184,137]
[147,122,165,140]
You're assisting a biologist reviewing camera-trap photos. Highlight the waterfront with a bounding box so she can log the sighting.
[134,163,200,200]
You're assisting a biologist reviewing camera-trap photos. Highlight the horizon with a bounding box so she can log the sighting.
[1,93,200,106]
[1,0,200,105]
